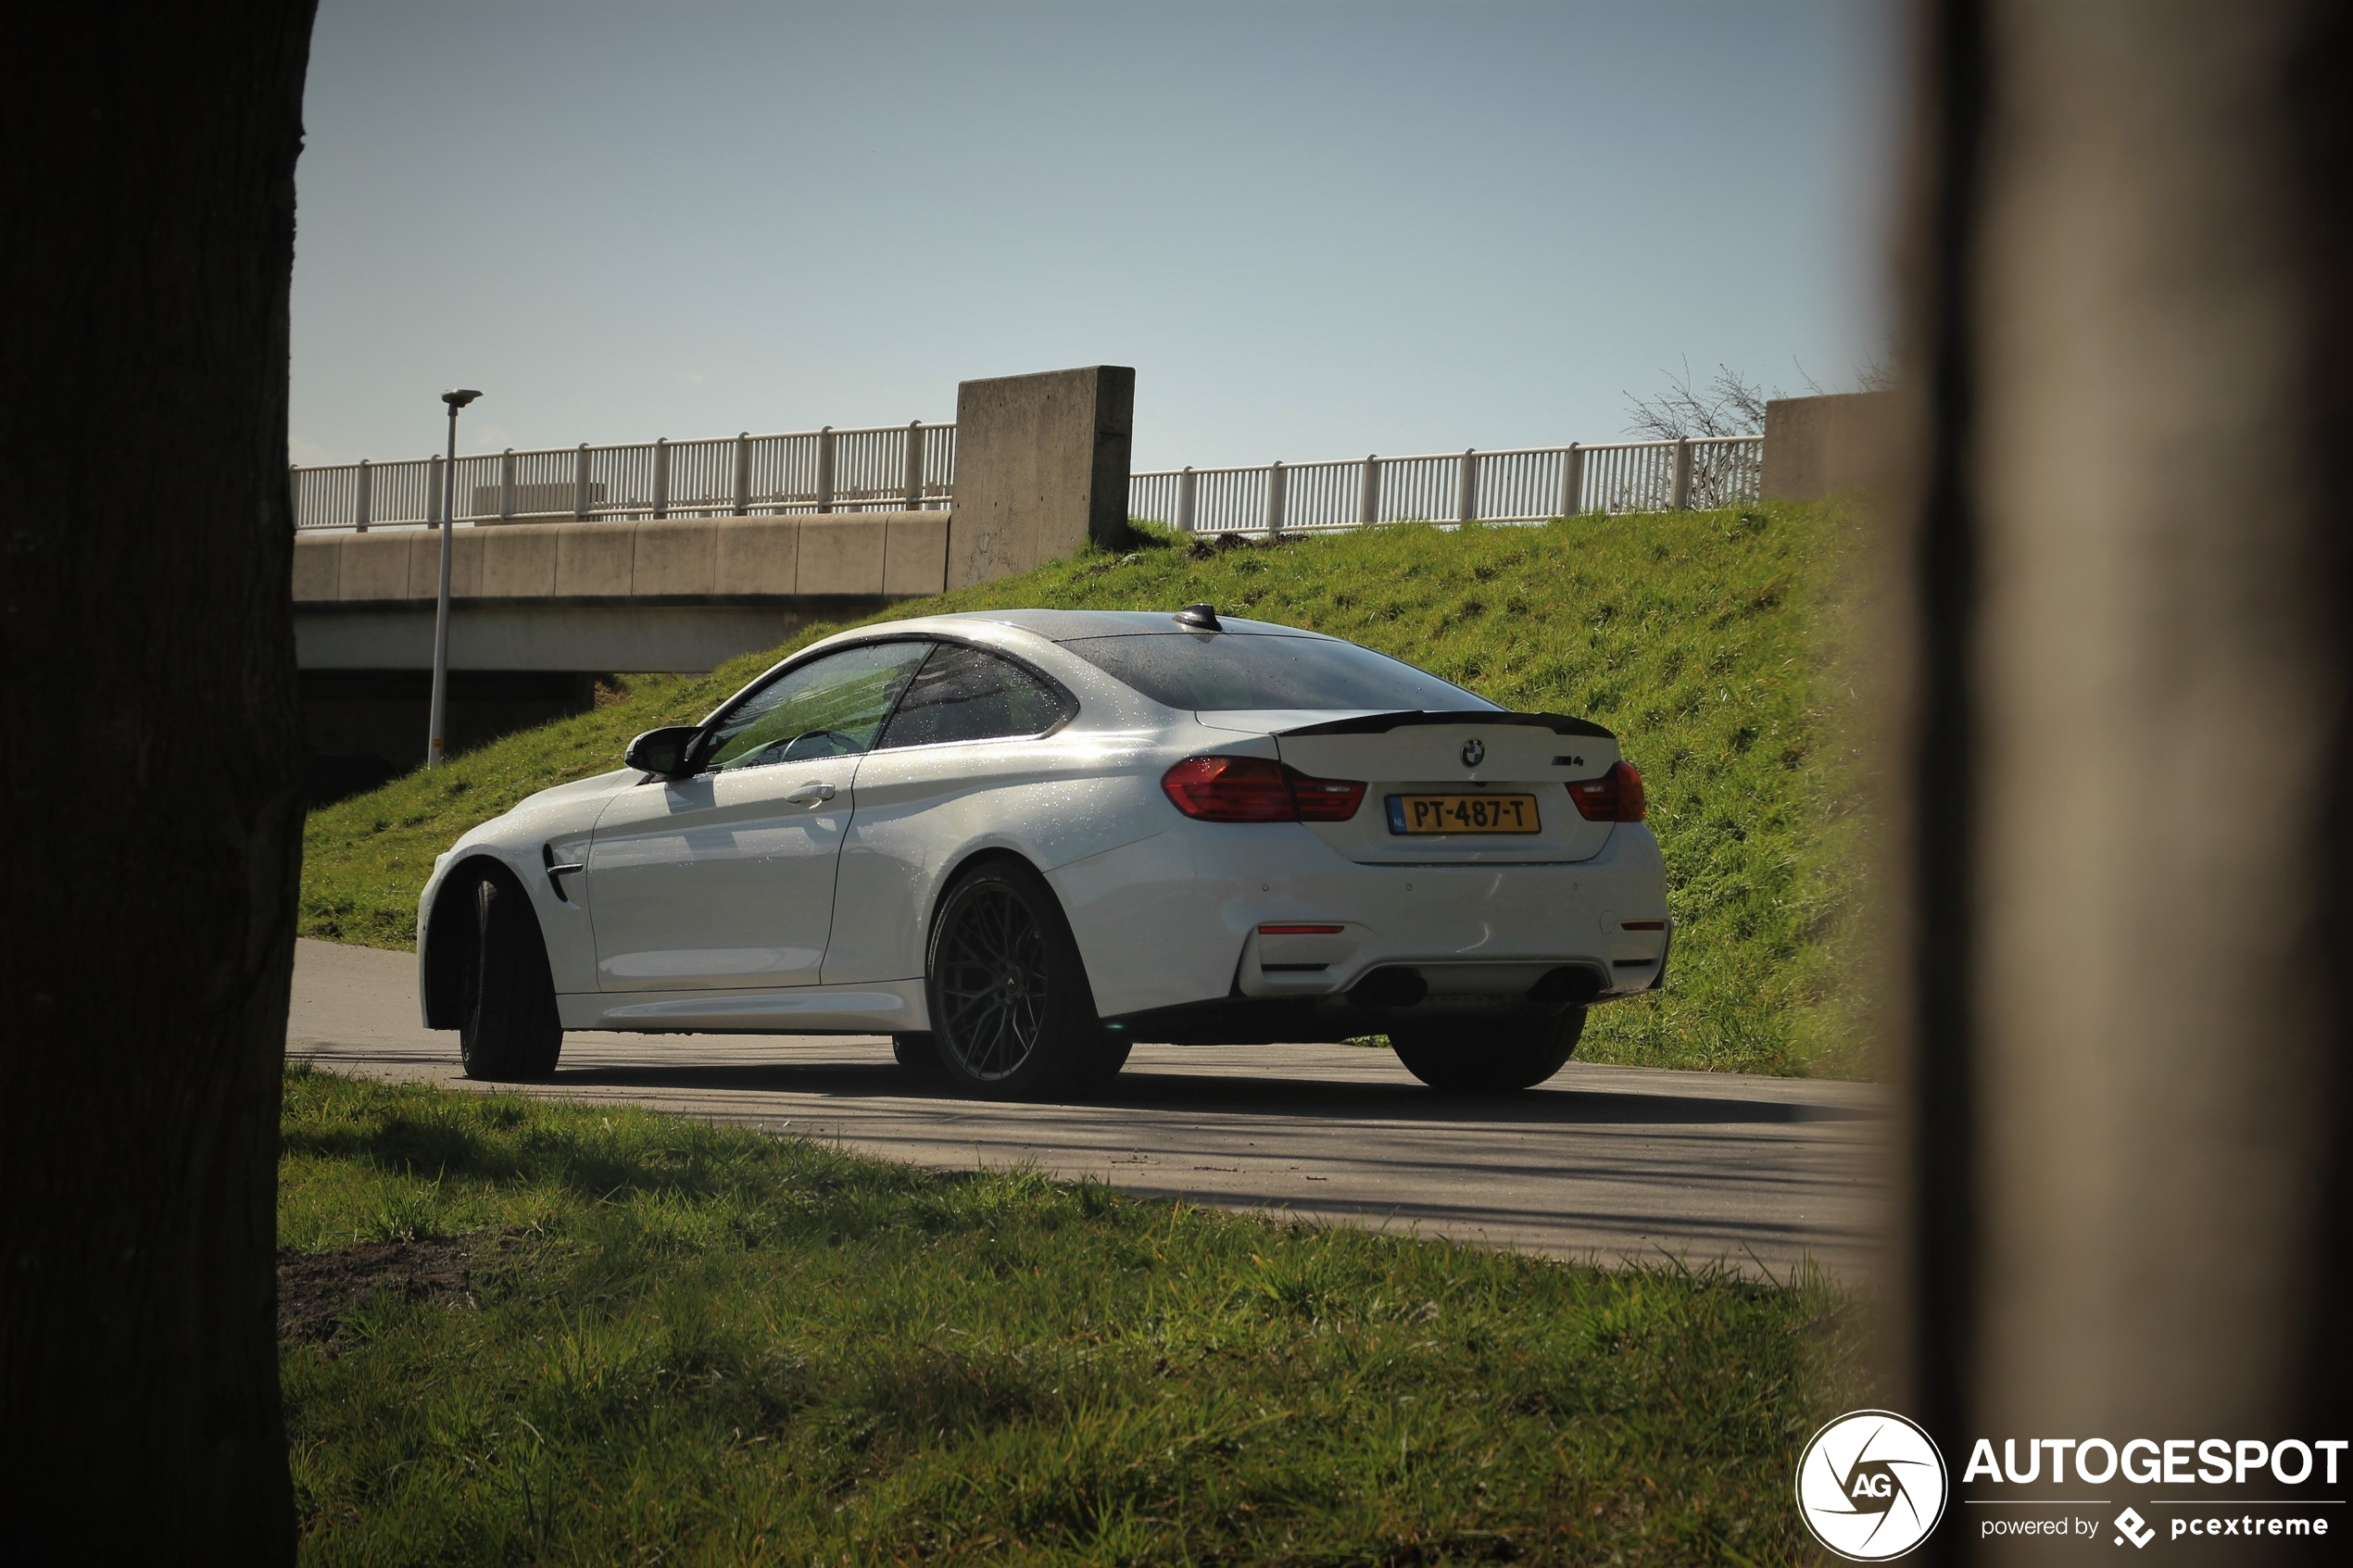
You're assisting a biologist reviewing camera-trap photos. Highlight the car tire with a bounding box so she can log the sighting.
[924,859,1123,1100]
[458,872,563,1082]
[1390,1007,1585,1093]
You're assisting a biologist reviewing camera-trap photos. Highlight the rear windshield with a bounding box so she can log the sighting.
[1060,633,1495,713]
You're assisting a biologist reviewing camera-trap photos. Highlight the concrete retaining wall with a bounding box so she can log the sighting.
[294,603,867,674]
[293,510,950,607]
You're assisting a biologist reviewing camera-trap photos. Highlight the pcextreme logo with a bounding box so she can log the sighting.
[1796,1410,1952,1561]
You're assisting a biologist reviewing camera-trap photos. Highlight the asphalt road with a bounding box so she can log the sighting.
[287,938,1891,1281]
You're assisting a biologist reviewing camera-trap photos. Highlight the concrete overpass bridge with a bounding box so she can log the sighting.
[292,366,1134,794]
[290,368,1878,797]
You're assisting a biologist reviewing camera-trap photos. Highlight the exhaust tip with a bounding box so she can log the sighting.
[1349,966,1428,1010]
[1529,966,1603,1008]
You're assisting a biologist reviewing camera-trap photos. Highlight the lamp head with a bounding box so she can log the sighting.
[442,388,483,409]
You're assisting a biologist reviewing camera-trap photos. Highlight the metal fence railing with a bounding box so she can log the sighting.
[291,420,956,531]
[295,423,1764,537]
[1126,436,1764,536]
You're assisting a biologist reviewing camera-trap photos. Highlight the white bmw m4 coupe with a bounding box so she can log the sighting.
[417,605,1669,1098]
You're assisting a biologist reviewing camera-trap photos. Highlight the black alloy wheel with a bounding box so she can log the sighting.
[937,884,1048,1080]
[924,860,1124,1099]
[457,872,564,1082]
[1390,1006,1586,1093]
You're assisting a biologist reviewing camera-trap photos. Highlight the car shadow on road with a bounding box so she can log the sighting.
[541,1059,1877,1126]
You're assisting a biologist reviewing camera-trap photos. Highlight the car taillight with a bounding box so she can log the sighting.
[1567,759,1647,822]
[1161,756,1366,822]
[1162,756,1290,820]
[1287,770,1366,822]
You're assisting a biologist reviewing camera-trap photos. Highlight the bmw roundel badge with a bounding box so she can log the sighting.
[1461,738,1485,768]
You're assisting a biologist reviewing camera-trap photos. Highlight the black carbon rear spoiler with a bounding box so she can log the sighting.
[1276,709,1617,740]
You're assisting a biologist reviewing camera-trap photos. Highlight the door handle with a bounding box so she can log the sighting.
[784,781,837,807]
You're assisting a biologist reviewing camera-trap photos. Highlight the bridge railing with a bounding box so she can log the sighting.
[1126,436,1763,534]
[292,421,957,531]
[296,424,1762,535]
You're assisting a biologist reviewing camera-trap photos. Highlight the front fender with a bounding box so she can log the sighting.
[415,790,616,1024]
[415,843,552,1027]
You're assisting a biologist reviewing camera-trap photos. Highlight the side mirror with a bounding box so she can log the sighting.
[623,725,700,778]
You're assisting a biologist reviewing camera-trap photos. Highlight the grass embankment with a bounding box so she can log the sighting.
[301,502,1868,1076]
[282,1065,1866,1565]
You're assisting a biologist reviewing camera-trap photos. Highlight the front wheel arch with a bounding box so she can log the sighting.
[422,855,530,1027]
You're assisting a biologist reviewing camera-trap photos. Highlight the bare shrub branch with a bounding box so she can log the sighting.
[1623,359,1779,440]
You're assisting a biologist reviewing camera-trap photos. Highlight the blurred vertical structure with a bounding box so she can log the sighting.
[0,3,317,1561]
[1894,1,2352,1559]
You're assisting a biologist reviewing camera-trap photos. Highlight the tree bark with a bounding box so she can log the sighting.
[0,3,318,1560]
[1894,0,2352,1559]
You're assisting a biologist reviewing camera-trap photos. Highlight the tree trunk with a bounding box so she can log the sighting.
[1894,0,2352,1559]
[0,3,318,1560]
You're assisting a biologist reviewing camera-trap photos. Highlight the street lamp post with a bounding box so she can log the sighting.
[426,388,482,769]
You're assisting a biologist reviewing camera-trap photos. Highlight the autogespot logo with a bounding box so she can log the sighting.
[1797,1410,1951,1561]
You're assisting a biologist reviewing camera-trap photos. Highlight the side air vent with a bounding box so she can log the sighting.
[543,842,585,902]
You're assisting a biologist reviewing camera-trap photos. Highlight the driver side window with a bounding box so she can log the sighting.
[700,641,932,772]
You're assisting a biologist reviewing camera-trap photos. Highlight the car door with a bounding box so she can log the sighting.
[824,642,1079,985]
[585,639,932,991]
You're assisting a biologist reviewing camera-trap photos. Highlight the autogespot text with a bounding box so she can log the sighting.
[1963,1437,2347,1487]
[1964,1436,2345,1549]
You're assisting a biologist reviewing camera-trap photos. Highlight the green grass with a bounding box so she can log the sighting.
[281,1064,1869,1565]
[300,503,1869,1076]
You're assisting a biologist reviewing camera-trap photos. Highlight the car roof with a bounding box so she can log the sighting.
[920,608,1338,642]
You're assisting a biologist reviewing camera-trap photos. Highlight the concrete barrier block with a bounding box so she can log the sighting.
[1760,392,1903,502]
[409,528,484,600]
[633,518,719,596]
[555,520,639,598]
[480,523,560,599]
[714,517,799,596]
[292,534,341,603]
[796,516,888,596]
[883,512,950,596]
[949,365,1133,590]
[337,532,416,601]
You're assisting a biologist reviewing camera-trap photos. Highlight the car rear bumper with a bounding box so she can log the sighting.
[1051,818,1670,1020]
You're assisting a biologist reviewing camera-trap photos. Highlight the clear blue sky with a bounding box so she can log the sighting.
[290,0,1900,472]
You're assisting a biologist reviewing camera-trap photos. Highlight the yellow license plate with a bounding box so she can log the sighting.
[1386,793,1541,834]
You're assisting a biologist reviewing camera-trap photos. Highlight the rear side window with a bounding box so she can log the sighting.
[1059,633,1493,713]
[875,644,1072,749]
